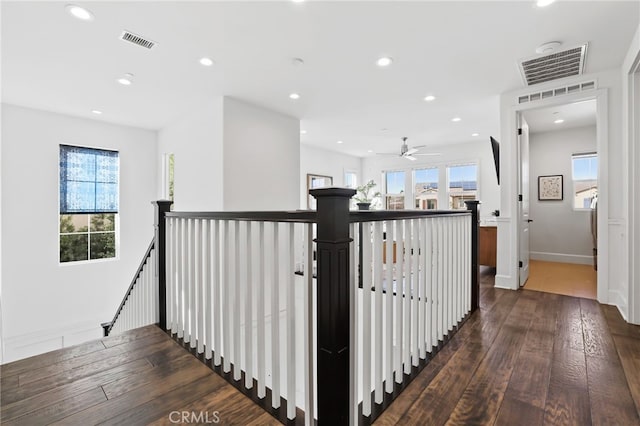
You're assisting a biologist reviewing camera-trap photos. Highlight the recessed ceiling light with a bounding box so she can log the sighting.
[554,119,565,124]
[535,41,562,54]
[91,110,102,115]
[117,78,132,86]
[451,117,462,122]
[65,4,95,21]
[376,57,393,67]
[424,95,436,102]
[300,130,307,135]
[536,0,556,7]
[199,57,214,67]
[337,140,344,144]
[289,93,300,100]
[292,0,305,3]
[367,150,374,153]
[472,133,479,137]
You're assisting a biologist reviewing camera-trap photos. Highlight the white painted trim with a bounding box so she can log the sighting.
[609,290,629,321]
[2,319,103,364]
[505,85,609,302]
[494,275,513,290]
[530,252,593,265]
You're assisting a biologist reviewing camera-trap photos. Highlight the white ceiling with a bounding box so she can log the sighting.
[523,99,597,133]
[2,1,638,157]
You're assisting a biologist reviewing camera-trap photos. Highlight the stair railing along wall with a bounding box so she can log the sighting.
[104,192,480,425]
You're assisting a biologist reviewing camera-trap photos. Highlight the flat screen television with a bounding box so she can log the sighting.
[490,136,500,185]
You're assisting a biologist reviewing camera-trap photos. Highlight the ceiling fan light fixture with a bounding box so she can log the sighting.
[65,4,95,21]
[424,95,436,102]
[451,117,462,122]
[376,56,393,67]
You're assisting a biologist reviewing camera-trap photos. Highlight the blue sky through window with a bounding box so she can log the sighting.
[572,155,598,180]
[448,165,477,184]
[415,168,438,185]
[386,171,405,194]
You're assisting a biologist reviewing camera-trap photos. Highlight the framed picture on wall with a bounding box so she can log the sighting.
[538,174,563,201]
[307,174,333,209]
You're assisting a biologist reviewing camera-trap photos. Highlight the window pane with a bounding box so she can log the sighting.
[60,234,88,262]
[60,214,89,233]
[90,233,116,260]
[572,154,597,209]
[386,195,405,210]
[385,171,405,194]
[344,172,357,189]
[448,164,477,210]
[91,214,115,232]
[415,168,438,210]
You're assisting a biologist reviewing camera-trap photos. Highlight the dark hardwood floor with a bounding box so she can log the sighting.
[375,267,640,426]
[2,269,639,425]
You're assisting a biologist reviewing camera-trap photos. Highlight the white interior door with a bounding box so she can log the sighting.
[519,116,531,286]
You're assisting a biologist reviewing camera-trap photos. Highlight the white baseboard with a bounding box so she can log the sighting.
[608,289,629,321]
[2,320,103,364]
[495,274,516,290]
[530,251,594,266]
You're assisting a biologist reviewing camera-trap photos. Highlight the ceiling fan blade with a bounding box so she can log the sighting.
[375,153,399,156]
[405,148,419,155]
[405,155,417,161]
[413,153,442,156]
[412,145,426,149]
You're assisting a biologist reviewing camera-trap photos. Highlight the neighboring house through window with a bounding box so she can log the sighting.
[414,167,439,209]
[384,170,405,210]
[447,164,478,209]
[572,152,597,210]
[59,145,119,263]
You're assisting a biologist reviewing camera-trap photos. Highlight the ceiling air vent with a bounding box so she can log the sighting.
[119,30,156,50]
[518,43,588,86]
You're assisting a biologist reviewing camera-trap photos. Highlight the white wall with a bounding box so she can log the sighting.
[223,97,300,211]
[157,98,224,211]
[1,104,157,362]
[361,140,500,220]
[300,144,362,209]
[528,126,596,264]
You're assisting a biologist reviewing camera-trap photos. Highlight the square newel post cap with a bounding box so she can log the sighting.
[309,187,356,199]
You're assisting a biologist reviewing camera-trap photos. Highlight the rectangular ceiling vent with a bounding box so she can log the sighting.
[119,30,156,50]
[517,80,596,104]
[518,43,588,86]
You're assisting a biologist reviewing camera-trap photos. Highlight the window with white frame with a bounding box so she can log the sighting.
[384,170,405,210]
[414,167,439,209]
[59,145,119,263]
[571,153,597,210]
[447,164,478,209]
[344,171,357,189]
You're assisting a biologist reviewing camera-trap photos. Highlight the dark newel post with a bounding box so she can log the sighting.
[311,187,356,425]
[153,200,173,330]
[465,200,481,312]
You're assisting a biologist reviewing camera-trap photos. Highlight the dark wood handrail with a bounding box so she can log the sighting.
[349,209,471,223]
[103,238,155,336]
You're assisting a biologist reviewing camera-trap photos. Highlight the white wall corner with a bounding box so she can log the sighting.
[608,289,629,321]
[494,274,515,290]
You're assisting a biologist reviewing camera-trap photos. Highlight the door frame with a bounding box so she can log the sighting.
[512,89,608,302]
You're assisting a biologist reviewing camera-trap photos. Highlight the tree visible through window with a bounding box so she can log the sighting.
[59,145,119,263]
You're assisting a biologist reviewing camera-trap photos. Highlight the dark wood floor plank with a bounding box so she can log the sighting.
[16,330,168,386]
[147,383,269,426]
[602,304,640,338]
[445,294,536,425]
[102,351,195,399]
[520,291,560,355]
[101,324,166,348]
[586,355,640,425]
[3,387,106,426]
[553,296,584,354]
[543,349,591,426]
[494,396,544,426]
[50,355,213,425]
[98,374,227,426]
[503,350,552,410]
[0,339,106,379]
[612,334,640,418]
[4,338,170,406]
[1,358,152,421]
[580,298,618,359]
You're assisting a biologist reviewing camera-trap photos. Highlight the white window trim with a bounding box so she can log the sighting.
[343,169,358,189]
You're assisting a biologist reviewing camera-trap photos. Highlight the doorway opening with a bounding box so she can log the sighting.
[517,98,601,300]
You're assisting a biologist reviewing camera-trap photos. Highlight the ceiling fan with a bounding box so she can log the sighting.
[377,137,441,161]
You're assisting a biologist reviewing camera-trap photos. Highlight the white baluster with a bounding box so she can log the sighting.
[213,220,222,366]
[245,221,254,389]
[197,219,204,354]
[384,221,394,394]
[271,222,281,409]
[362,222,373,416]
[177,219,185,339]
[189,219,197,348]
[418,218,426,362]
[424,219,433,354]
[223,220,231,373]
[286,223,296,420]
[304,223,314,425]
[233,221,241,381]
[403,219,412,373]
[257,222,266,398]
[204,219,212,360]
[395,220,404,384]
[373,221,383,404]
